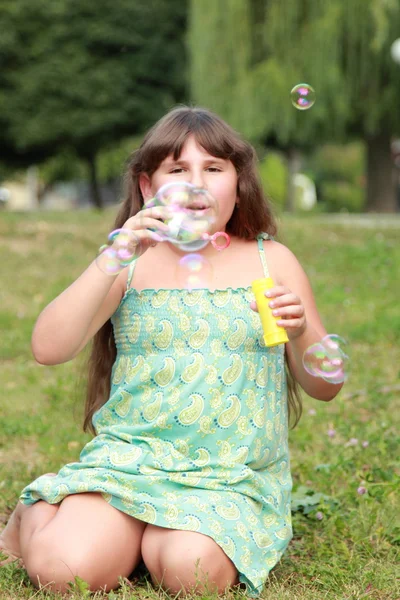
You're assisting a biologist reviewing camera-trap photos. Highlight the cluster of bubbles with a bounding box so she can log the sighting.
[291,83,316,111]
[96,182,226,290]
[144,181,219,252]
[97,228,139,276]
[98,81,317,279]
[303,334,349,384]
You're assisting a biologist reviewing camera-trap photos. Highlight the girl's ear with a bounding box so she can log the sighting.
[139,173,153,201]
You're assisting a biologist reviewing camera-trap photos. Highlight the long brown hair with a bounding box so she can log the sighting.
[83,106,302,434]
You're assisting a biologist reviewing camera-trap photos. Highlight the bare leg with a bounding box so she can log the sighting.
[0,502,30,565]
[20,492,146,593]
[142,525,239,595]
[0,474,58,566]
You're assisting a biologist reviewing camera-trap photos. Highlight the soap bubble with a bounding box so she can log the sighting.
[290,84,316,110]
[96,228,140,275]
[145,182,218,252]
[176,253,213,291]
[303,334,349,383]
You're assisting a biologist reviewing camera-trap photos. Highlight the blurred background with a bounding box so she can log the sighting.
[1,0,400,215]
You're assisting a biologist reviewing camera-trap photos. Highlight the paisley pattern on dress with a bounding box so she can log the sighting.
[20,234,292,597]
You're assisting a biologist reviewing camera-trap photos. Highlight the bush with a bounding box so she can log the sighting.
[320,180,364,213]
[311,142,365,184]
[258,151,288,211]
[309,141,366,212]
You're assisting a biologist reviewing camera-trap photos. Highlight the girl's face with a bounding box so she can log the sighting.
[140,135,239,233]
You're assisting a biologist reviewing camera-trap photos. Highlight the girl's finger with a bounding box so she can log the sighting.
[264,286,291,299]
[139,206,172,220]
[131,216,170,232]
[148,231,165,242]
[276,318,305,328]
[271,305,304,318]
[124,229,164,247]
[268,293,300,308]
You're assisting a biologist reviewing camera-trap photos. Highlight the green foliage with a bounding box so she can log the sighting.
[67,576,91,597]
[0,0,188,166]
[291,485,340,518]
[309,142,366,212]
[39,135,143,185]
[189,0,400,143]
[312,142,365,183]
[39,150,86,185]
[320,181,364,213]
[97,136,143,184]
[258,151,288,210]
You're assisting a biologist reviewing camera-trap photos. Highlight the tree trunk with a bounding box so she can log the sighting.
[365,130,398,213]
[87,154,103,209]
[285,147,301,212]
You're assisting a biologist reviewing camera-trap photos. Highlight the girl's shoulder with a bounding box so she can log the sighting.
[257,237,305,287]
[226,236,301,287]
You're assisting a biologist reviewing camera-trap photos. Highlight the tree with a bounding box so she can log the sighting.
[188,0,400,212]
[0,0,188,207]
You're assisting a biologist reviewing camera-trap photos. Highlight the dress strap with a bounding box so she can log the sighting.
[256,233,273,278]
[126,260,138,290]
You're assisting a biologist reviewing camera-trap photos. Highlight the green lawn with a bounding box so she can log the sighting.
[0,210,399,600]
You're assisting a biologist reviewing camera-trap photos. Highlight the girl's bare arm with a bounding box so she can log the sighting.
[31,260,124,365]
[31,208,168,365]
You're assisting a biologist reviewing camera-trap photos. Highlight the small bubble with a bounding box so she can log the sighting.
[290,84,316,110]
[96,229,140,275]
[176,253,213,291]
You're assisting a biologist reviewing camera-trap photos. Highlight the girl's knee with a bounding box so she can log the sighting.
[23,494,145,591]
[25,543,122,592]
[158,553,237,595]
[142,529,238,594]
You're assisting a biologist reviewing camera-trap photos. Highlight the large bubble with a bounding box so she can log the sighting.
[303,334,349,384]
[145,182,218,252]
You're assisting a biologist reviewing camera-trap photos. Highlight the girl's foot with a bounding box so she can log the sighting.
[0,502,28,566]
[0,473,56,566]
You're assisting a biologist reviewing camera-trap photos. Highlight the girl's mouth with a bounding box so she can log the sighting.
[185,205,210,213]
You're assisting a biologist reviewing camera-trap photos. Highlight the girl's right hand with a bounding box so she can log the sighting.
[119,206,171,257]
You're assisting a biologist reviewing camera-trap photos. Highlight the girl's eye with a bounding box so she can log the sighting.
[168,166,222,174]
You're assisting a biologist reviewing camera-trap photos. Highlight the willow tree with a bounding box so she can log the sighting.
[189,0,400,212]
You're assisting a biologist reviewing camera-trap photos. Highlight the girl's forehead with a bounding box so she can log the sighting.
[163,136,226,163]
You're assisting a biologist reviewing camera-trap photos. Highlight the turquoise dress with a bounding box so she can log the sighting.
[21,233,292,596]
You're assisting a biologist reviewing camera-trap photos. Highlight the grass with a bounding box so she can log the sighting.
[0,209,399,600]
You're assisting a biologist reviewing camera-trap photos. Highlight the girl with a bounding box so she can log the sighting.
[0,106,343,596]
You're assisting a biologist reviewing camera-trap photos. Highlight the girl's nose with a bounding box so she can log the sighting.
[190,173,206,189]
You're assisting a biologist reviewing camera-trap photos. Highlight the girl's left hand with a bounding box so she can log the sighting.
[250,286,307,340]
